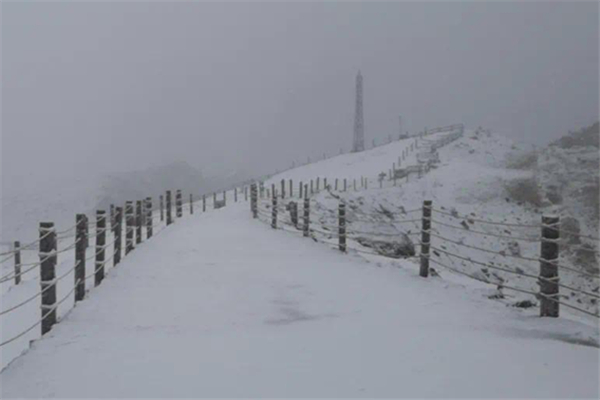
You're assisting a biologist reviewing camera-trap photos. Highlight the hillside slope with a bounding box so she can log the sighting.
[262,129,599,318]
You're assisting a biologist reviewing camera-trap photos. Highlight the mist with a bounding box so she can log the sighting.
[2,0,598,184]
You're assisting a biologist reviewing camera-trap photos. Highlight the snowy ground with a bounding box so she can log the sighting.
[1,201,598,398]
[262,130,600,318]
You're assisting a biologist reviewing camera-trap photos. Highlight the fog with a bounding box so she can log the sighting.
[1,1,598,184]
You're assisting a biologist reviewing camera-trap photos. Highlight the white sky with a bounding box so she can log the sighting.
[1,1,598,183]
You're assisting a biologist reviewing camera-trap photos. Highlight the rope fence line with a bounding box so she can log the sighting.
[251,178,599,321]
[433,207,600,242]
[1,186,251,358]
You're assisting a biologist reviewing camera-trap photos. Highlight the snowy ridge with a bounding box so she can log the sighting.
[259,128,600,322]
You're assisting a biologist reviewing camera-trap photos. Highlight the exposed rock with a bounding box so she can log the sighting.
[507,241,521,257]
[513,300,536,308]
[355,234,415,258]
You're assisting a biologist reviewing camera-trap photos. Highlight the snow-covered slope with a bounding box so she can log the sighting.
[262,129,600,319]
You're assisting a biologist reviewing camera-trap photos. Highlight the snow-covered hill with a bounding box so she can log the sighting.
[261,128,600,319]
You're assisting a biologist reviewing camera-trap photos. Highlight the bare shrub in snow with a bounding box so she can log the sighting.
[504,177,543,207]
[506,151,538,170]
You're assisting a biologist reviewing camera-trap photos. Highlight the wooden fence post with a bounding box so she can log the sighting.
[223,190,227,206]
[126,201,135,254]
[419,200,432,277]
[176,190,183,218]
[190,194,194,214]
[110,204,115,233]
[281,179,285,199]
[251,183,258,218]
[299,181,303,199]
[344,178,347,192]
[303,197,310,237]
[540,216,560,317]
[291,202,298,228]
[289,179,293,197]
[136,200,142,244]
[213,192,217,209]
[234,188,238,203]
[304,184,308,199]
[338,202,347,252]
[271,190,278,229]
[335,178,338,191]
[316,177,320,191]
[203,194,206,212]
[114,207,122,266]
[39,222,57,335]
[146,197,153,239]
[160,195,164,222]
[75,214,86,301]
[310,180,314,195]
[95,210,106,286]
[166,191,173,225]
[13,241,21,285]
[245,186,248,202]
[324,178,328,189]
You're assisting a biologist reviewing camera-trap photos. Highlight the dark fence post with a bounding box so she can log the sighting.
[75,214,86,301]
[176,190,183,218]
[146,197,153,239]
[310,180,314,195]
[160,195,164,222]
[316,177,320,192]
[338,202,346,252]
[110,204,115,233]
[335,178,338,191]
[126,201,135,254]
[95,210,106,286]
[540,216,560,317]
[114,207,122,266]
[291,202,298,228]
[324,178,328,189]
[203,194,206,212]
[271,190,278,229]
[39,222,57,335]
[251,183,258,218]
[299,181,303,199]
[166,191,173,225]
[245,186,248,202]
[419,200,432,277]
[281,179,285,199]
[190,194,194,214]
[234,188,238,203]
[303,197,310,237]
[344,178,347,192]
[136,200,142,244]
[213,192,217,209]
[13,241,21,285]
[223,190,227,206]
[289,179,293,197]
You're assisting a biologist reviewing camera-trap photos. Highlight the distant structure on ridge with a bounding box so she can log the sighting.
[352,71,365,153]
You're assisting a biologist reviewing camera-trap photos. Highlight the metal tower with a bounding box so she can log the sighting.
[352,71,364,153]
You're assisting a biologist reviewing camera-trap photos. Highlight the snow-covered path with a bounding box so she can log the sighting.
[1,202,598,398]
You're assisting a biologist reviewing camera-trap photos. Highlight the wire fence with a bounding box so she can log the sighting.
[0,186,251,368]
[248,127,599,321]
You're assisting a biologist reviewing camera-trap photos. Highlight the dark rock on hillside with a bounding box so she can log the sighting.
[355,234,415,258]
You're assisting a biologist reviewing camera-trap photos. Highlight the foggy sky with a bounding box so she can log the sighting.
[1,1,598,184]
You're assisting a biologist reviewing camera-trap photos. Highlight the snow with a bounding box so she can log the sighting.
[1,129,599,397]
[263,129,600,318]
[1,201,598,398]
